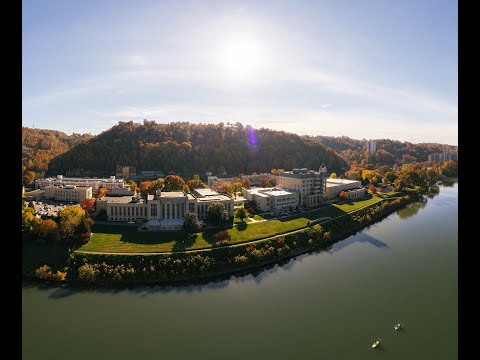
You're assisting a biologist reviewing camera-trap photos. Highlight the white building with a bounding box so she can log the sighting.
[368,140,376,155]
[35,175,125,192]
[325,178,364,199]
[96,188,234,231]
[276,166,327,207]
[243,187,298,213]
[44,185,93,203]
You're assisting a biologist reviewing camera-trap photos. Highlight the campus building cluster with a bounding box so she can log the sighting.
[242,166,365,214]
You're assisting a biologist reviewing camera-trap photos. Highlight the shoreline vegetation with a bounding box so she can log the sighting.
[23,192,420,287]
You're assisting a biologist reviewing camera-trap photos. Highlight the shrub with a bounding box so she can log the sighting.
[35,265,53,279]
[78,263,100,282]
[212,230,231,242]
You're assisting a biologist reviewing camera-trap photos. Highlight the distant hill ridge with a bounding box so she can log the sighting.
[45,121,349,177]
[304,135,458,166]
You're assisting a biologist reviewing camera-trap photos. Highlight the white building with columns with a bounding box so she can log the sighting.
[96,188,234,231]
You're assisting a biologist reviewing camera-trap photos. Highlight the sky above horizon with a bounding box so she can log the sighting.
[22,0,458,145]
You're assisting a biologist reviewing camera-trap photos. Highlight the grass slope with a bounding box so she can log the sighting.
[79,195,382,253]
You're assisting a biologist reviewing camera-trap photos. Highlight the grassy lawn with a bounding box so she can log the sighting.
[79,195,383,254]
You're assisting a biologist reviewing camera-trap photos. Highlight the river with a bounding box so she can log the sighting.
[22,183,458,360]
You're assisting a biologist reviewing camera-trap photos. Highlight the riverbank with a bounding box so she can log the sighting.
[23,193,417,287]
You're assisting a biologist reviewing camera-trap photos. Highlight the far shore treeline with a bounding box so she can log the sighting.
[22,121,457,185]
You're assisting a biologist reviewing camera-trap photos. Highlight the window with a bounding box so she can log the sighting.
[151,204,158,217]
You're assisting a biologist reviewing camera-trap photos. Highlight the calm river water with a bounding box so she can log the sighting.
[23,183,458,360]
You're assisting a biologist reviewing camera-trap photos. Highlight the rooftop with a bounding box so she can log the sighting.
[39,177,124,182]
[159,191,186,198]
[192,188,219,197]
[196,194,232,202]
[279,171,317,179]
[326,178,360,185]
[99,195,145,204]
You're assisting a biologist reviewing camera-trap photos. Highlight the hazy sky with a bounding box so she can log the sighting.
[22,0,458,145]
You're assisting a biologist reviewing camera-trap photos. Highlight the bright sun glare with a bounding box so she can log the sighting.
[217,37,266,80]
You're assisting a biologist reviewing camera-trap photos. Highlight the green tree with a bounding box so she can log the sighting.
[383,171,396,184]
[207,202,229,225]
[163,175,185,191]
[183,212,201,234]
[235,207,248,223]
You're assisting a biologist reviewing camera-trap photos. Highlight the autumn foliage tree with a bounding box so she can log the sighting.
[139,181,153,197]
[186,174,206,190]
[218,182,234,196]
[129,180,137,191]
[97,187,107,198]
[80,198,95,216]
[259,177,276,187]
[59,206,90,244]
[163,175,185,191]
[23,171,36,186]
[241,178,252,189]
[338,191,348,200]
[36,219,59,243]
[329,173,337,178]
[270,168,285,176]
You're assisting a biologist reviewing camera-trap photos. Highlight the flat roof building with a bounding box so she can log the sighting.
[325,178,364,199]
[98,188,234,231]
[44,185,93,203]
[277,165,327,207]
[244,187,298,213]
[35,175,125,191]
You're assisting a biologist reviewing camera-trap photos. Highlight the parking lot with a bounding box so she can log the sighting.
[24,200,81,217]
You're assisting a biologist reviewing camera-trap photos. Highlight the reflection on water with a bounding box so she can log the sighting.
[330,232,389,252]
[397,201,427,219]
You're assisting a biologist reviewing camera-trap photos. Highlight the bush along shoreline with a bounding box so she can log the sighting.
[24,195,416,287]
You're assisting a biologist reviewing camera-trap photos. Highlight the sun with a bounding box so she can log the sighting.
[217,37,266,79]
